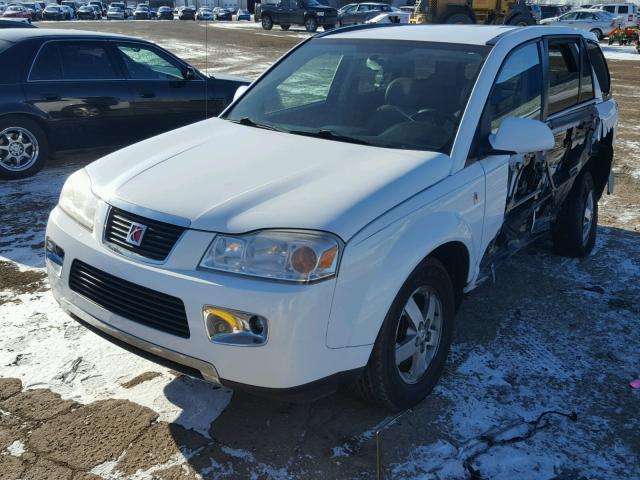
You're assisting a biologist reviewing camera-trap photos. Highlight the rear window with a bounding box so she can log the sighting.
[586,41,610,95]
[547,39,580,115]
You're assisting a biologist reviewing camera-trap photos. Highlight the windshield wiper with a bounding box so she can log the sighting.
[288,129,373,146]
[231,117,285,132]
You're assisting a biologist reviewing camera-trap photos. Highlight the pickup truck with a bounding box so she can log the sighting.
[256,0,337,32]
[47,25,617,410]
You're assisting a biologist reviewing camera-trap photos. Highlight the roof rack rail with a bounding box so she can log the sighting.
[315,22,407,38]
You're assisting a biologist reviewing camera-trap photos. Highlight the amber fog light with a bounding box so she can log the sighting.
[203,306,268,346]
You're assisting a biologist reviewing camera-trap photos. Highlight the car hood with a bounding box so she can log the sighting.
[87,118,452,240]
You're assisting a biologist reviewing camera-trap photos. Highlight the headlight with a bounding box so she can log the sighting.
[199,230,341,283]
[58,169,98,231]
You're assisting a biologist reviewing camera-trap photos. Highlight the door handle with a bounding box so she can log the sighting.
[41,94,60,101]
[139,92,156,99]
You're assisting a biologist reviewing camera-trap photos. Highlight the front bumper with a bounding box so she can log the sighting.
[46,203,371,394]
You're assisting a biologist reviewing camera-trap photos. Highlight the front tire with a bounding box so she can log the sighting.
[0,116,48,180]
[552,171,598,257]
[304,15,318,32]
[351,258,455,410]
[261,14,273,29]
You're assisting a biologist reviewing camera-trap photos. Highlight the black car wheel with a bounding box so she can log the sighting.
[304,15,318,32]
[552,171,598,258]
[280,24,290,30]
[351,258,455,410]
[0,116,48,180]
[261,14,273,29]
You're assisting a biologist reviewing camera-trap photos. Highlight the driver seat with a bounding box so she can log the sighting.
[367,77,417,135]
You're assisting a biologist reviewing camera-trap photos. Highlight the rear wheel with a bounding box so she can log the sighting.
[507,13,533,26]
[261,14,273,29]
[590,28,603,40]
[304,15,318,32]
[444,13,472,24]
[0,116,48,180]
[351,258,455,410]
[552,171,598,258]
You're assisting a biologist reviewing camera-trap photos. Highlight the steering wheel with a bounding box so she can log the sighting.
[410,109,457,130]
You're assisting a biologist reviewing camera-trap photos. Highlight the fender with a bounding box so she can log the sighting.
[327,162,485,349]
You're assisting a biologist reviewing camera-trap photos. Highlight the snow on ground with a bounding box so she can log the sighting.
[601,44,640,61]
[0,162,232,438]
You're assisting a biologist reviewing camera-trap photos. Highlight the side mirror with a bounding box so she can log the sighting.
[489,117,554,155]
[233,85,249,103]
[183,66,197,81]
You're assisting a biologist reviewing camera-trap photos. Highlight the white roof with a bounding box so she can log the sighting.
[323,24,592,46]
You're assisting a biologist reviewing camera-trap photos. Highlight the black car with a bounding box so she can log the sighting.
[178,6,195,20]
[89,1,106,16]
[42,5,65,20]
[258,0,337,32]
[133,6,150,19]
[337,2,395,26]
[77,5,100,19]
[213,7,232,20]
[0,18,36,27]
[0,29,248,179]
[156,5,173,19]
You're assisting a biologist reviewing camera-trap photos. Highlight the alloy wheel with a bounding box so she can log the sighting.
[394,286,443,384]
[0,127,39,172]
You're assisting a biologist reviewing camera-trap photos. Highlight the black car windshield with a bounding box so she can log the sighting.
[224,39,488,154]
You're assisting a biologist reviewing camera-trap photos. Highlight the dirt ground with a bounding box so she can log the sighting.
[0,22,638,480]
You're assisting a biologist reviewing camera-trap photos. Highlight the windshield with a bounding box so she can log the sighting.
[224,39,488,154]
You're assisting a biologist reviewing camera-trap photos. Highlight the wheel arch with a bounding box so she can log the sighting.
[0,111,51,144]
[589,129,614,200]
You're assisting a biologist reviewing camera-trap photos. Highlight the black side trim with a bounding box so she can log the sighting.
[221,368,364,403]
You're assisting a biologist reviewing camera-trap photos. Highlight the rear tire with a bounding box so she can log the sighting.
[304,15,318,32]
[351,258,455,411]
[261,14,273,29]
[590,28,603,40]
[444,13,472,24]
[552,171,598,258]
[0,116,48,180]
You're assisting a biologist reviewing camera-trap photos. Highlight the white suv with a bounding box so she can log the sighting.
[590,2,638,27]
[46,25,617,410]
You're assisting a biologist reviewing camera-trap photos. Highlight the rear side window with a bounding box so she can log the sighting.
[30,43,63,81]
[486,42,542,133]
[586,41,611,95]
[580,43,594,102]
[59,42,118,80]
[547,40,580,115]
[618,5,628,13]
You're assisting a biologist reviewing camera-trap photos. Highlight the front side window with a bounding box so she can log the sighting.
[116,44,184,80]
[224,39,488,154]
[485,42,542,133]
[59,43,118,80]
[547,40,580,115]
[603,5,615,13]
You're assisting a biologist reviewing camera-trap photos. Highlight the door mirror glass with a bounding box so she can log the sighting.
[233,85,250,103]
[489,117,554,154]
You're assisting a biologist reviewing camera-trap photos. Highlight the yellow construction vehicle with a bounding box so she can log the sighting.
[409,0,535,26]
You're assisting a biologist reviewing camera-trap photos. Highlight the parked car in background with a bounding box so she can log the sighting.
[236,8,250,20]
[365,10,409,23]
[42,4,65,20]
[60,0,78,16]
[338,2,397,26]
[149,8,157,18]
[196,7,212,20]
[133,5,150,19]
[44,24,617,409]
[258,0,337,32]
[527,3,541,22]
[540,9,616,39]
[106,5,124,19]
[213,6,231,20]
[0,16,35,25]
[157,5,172,19]
[77,4,99,19]
[21,2,43,20]
[0,28,248,179]
[590,3,637,27]
[2,5,32,21]
[539,4,564,20]
[60,4,74,19]
[89,1,106,16]
[178,6,195,19]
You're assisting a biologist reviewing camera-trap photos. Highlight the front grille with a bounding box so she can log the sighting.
[69,260,190,338]
[104,207,186,261]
